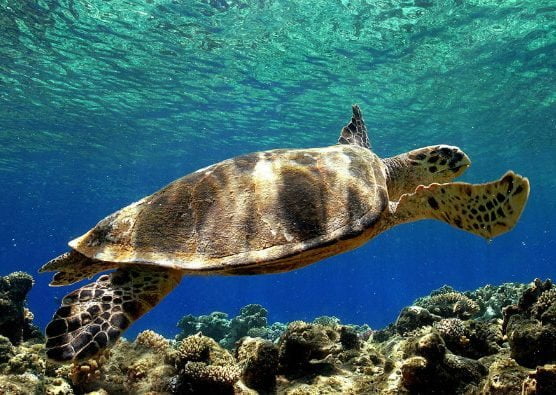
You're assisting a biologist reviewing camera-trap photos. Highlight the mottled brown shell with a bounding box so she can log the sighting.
[69,145,388,274]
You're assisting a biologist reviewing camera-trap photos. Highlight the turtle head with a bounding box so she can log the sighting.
[383,145,471,201]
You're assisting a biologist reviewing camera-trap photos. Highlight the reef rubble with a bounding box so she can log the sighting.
[0,273,554,394]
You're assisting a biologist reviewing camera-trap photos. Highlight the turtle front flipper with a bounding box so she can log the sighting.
[39,250,118,286]
[45,266,182,363]
[392,171,530,239]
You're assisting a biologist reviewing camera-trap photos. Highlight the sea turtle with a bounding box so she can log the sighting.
[40,105,529,363]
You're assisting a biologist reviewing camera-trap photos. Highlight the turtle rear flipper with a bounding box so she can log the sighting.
[393,171,529,239]
[45,266,181,363]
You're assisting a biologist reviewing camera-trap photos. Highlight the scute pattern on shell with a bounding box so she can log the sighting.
[69,145,389,274]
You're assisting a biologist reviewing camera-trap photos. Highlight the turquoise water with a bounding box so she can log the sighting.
[0,0,554,338]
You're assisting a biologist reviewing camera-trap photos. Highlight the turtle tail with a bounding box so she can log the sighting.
[44,266,182,363]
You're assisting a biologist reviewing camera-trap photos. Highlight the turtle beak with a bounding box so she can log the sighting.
[447,163,470,178]
[448,150,471,177]
[434,145,471,179]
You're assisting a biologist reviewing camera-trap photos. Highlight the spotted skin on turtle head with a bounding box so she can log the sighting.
[407,145,469,175]
[44,266,181,362]
[382,145,472,201]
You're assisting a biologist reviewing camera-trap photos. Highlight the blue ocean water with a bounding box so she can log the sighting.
[0,0,554,340]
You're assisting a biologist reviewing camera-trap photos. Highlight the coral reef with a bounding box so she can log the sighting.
[134,329,170,353]
[382,327,486,394]
[0,272,49,394]
[170,333,240,394]
[522,364,556,394]
[0,335,15,364]
[224,304,270,349]
[236,337,279,393]
[176,304,286,349]
[278,321,340,378]
[0,272,42,345]
[503,278,556,368]
[481,358,529,394]
[177,311,230,342]
[466,282,529,321]
[414,287,480,319]
[395,305,440,334]
[1,272,555,394]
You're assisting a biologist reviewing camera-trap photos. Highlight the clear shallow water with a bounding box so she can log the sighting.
[0,0,554,338]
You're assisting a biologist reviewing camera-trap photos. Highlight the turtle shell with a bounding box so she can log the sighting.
[70,145,389,274]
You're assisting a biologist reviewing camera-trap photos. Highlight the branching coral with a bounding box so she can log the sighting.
[531,288,556,320]
[182,362,240,389]
[134,330,170,354]
[172,334,213,367]
[4,343,46,375]
[416,291,480,319]
[221,304,269,349]
[313,316,340,328]
[67,355,105,387]
[433,318,469,349]
[171,334,240,394]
